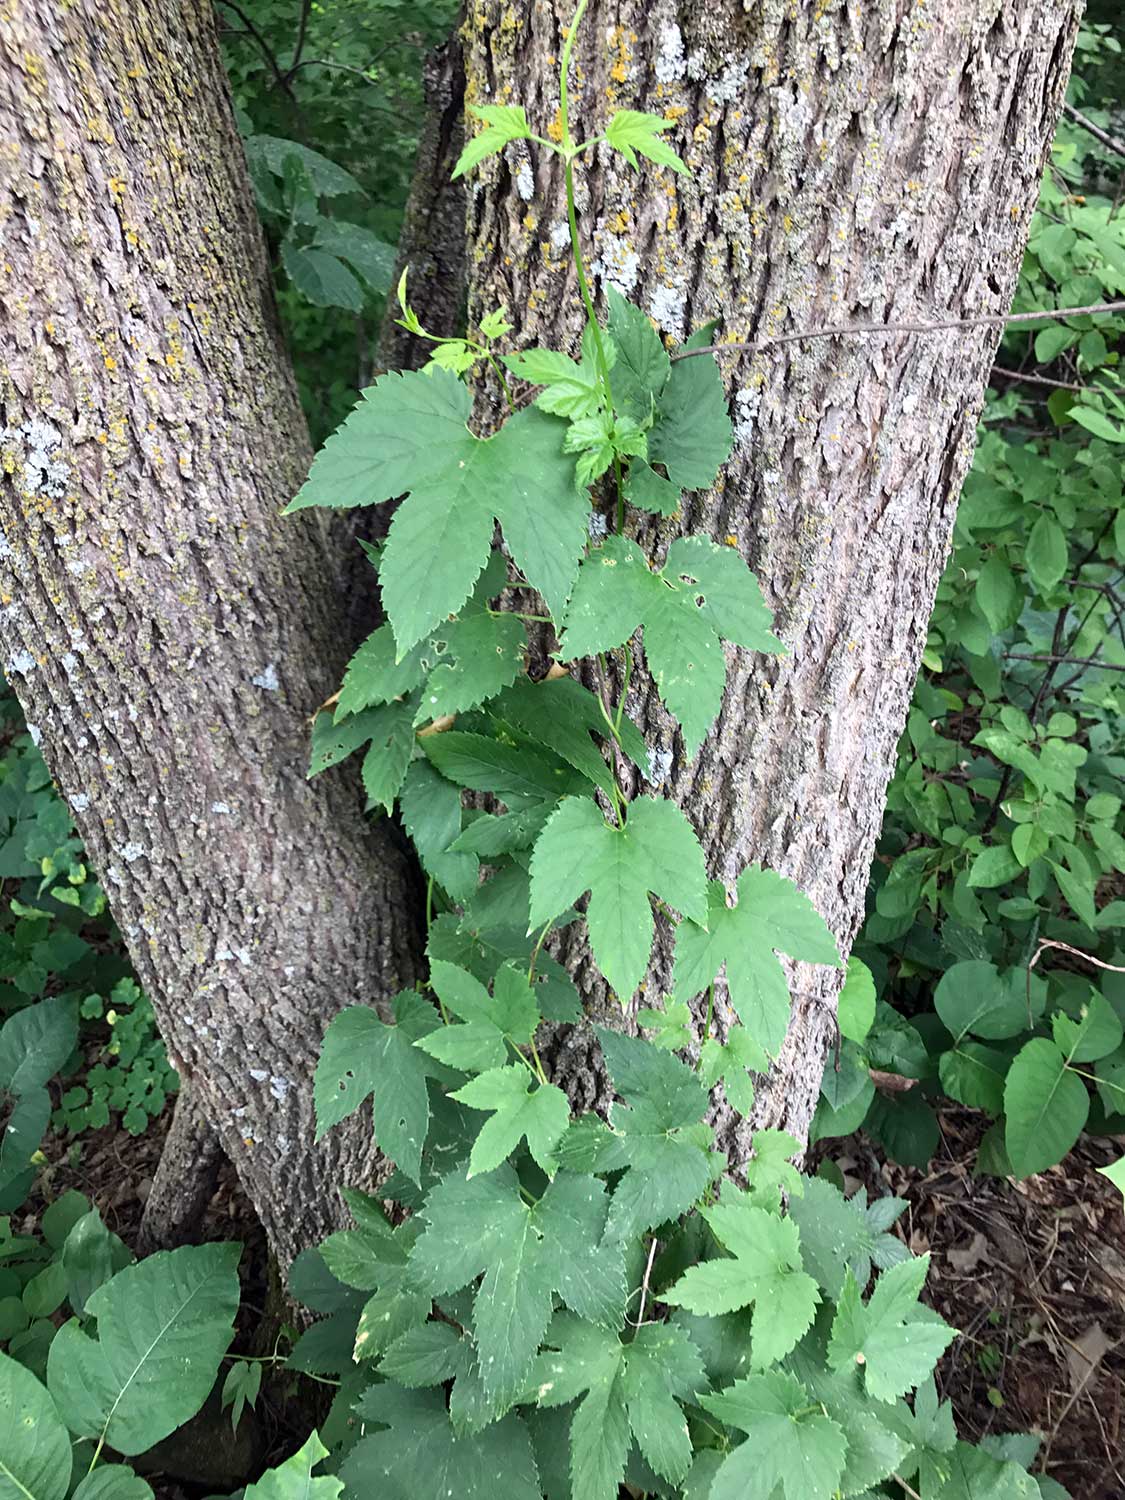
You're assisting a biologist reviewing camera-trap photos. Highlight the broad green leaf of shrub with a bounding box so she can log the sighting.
[701,1370,848,1500]
[281,243,364,312]
[529,795,707,1001]
[312,222,395,294]
[559,534,780,755]
[46,1243,240,1456]
[0,1089,50,1203]
[1025,512,1069,594]
[673,867,841,1056]
[975,556,1023,633]
[837,957,877,1043]
[286,369,586,654]
[242,1432,341,1500]
[0,994,78,1094]
[409,1166,624,1404]
[967,844,1024,889]
[1098,1155,1125,1207]
[939,1044,1008,1115]
[532,1313,705,1497]
[1071,403,1125,442]
[827,1257,956,1402]
[314,992,441,1182]
[1051,991,1123,1062]
[934,961,1029,1042]
[0,1350,71,1500]
[662,1200,819,1366]
[1004,1037,1090,1176]
[342,1385,540,1499]
[71,1470,154,1500]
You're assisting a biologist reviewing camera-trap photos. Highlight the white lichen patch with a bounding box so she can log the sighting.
[120,841,145,863]
[646,745,674,785]
[5,649,35,677]
[1,417,69,499]
[655,22,686,83]
[733,387,762,452]
[646,280,687,340]
[591,234,641,296]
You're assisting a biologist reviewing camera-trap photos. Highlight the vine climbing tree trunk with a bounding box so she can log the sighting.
[461,0,1081,1152]
[0,0,423,1264]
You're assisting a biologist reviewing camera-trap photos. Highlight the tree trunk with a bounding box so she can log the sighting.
[0,0,422,1265]
[461,0,1079,1151]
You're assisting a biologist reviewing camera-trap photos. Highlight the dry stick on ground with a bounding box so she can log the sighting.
[671,300,1125,362]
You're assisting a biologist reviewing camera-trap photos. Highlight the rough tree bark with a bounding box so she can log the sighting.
[461,0,1080,1152]
[0,0,422,1263]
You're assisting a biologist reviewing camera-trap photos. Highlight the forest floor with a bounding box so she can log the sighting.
[819,1111,1125,1500]
[23,1096,1125,1500]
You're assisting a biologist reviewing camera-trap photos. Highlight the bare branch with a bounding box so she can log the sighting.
[671,300,1125,362]
[1064,103,1125,162]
